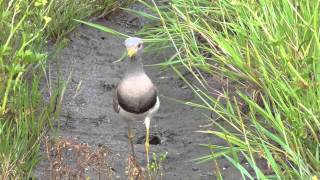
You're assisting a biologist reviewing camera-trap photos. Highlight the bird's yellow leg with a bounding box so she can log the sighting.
[128,127,136,157]
[145,127,150,164]
[144,117,151,165]
[126,121,136,157]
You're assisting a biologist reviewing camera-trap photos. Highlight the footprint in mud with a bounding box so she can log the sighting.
[135,129,176,146]
[99,80,115,92]
[136,134,161,145]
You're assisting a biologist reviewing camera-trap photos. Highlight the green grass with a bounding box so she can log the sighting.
[75,0,320,178]
[133,0,320,179]
[46,0,134,41]
[0,0,124,178]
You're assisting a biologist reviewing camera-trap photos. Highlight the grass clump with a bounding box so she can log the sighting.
[0,1,54,178]
[46,0,134,41]
[136,0,320,179]
[0,0,123,178]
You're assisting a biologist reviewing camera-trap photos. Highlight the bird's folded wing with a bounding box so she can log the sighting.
[113,84,120,113]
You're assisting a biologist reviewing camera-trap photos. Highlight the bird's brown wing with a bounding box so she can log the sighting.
[113,84,120,113]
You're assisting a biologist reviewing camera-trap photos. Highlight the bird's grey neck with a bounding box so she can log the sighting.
[125,56,144,75]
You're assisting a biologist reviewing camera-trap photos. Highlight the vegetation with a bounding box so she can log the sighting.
[0,0,122,178]
[148,152,167,179]
[135,0,320,179]
[2,0,319,179]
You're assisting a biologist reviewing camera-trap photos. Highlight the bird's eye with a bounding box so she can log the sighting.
[137,43,142,48]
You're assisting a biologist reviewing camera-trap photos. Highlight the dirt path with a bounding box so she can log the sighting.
[35,5,240,180]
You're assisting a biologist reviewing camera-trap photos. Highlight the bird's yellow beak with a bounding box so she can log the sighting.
[127,47,137,58]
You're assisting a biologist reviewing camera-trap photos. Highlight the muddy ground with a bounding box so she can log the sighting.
[34,4,241,180]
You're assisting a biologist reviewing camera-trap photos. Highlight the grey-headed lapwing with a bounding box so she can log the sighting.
[113,37,160,164]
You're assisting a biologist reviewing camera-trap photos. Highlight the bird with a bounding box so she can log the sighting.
[113,37,160,164]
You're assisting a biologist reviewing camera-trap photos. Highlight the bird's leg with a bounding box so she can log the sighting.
[144,117,151,165]
[126,121,136,158]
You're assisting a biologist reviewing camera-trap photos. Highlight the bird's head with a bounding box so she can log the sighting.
[124,37,143,59]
